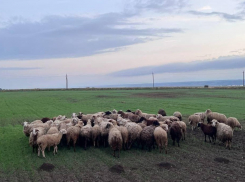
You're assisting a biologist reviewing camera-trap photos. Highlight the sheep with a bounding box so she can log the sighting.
[37,129,67,158]
[103,113,118,120]
[176,121,186,141]
[47,123,59,134]
[100,121,112,147]
[118,110,140,122]
[135,109,156,119]
[106,123,123,158]
[109,119,128,150]
[41,117,51,123]
[91,119,101,147]
[154,124,168,153]
[78,113,94,125]
[156,114,179,122]
[197,122,216,143]
[138,117,159,126]
[56,115,67,121]
[169,121,182,147]
[211,119,233,149]
[194,112,206,122]
[140,120,160,151]
[227,117,242,130]
[112,109,118,114]
[117,118,142,149]
[173,111,182,121]
[66,122,84,152]
[138,123,147,129]
[80,119,92,150]
[23,120,53,137]
[29,127,46,153]
[158,109,167,116]
[206,109,227,124]
[188,114,201,130]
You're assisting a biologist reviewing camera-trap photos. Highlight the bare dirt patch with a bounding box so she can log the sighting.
[214,157,230,164]
[157,162,176,170]
[109,165,125,174]
[38,163,55,172]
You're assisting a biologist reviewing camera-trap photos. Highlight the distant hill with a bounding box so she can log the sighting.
[101,79,244,88]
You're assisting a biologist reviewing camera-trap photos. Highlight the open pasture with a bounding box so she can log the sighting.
[0,88,245,182]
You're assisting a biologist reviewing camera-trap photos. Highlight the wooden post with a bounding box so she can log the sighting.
[152,72,154,88]
[66,74,68,89]
[243,71,244,87]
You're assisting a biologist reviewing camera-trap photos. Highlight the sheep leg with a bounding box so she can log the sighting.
[165,144,168,154]
[113,150,115,157]
[208,136,211,143]
[55,146,58,154]
[38,146,41,156]
[118,149,120,158]
[42,150,45,158]
[53,147,56,155]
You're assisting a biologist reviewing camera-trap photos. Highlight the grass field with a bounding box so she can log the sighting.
[0,88,245,182]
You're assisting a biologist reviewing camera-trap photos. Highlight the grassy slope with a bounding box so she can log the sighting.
[0,89,244,181]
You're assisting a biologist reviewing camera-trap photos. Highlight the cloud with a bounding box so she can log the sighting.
[198,6,212,11]
[108,55,245,77]
[188,10,244,22]
[0,13,183,60]
[126,0,186,13]
[0,67,41,71]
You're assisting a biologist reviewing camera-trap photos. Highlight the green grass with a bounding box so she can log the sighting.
[0,88,245,181]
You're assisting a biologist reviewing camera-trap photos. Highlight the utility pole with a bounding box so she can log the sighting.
[243,71,244,87]
[66,74,68,89]
[152,72,154,88]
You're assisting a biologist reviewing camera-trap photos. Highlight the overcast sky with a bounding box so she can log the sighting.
[1,0,245,89]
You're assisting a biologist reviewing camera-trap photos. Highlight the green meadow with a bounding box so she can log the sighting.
[0,88,244,181]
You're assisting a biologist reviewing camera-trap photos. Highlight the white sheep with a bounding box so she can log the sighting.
[194,112,206,122]
[81,119,92,150]
[106,123,123,158]
[117,118,142,149]
[37,129,67,158]
[211,119,233,149]
[29,127,46,153]
[188,114,201,130]
[154,124,168,153]
[206,109,227,124]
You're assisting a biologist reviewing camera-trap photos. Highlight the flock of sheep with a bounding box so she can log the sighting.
[23,109,242,158]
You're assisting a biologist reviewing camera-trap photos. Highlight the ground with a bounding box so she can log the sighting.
[0,88,244,182]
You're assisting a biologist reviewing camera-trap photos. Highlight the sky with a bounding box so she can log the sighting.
[1,0,245,89]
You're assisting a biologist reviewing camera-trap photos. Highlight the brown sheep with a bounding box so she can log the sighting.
[169,121,182,147]
[173,111,182,121]
[140,120,160,151]
[66,122,83,152]
[227,117,242,130]
[158,109,167,116]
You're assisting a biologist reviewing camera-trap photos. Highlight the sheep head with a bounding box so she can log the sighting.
[205,109,212,114]
[211,119,218,127]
